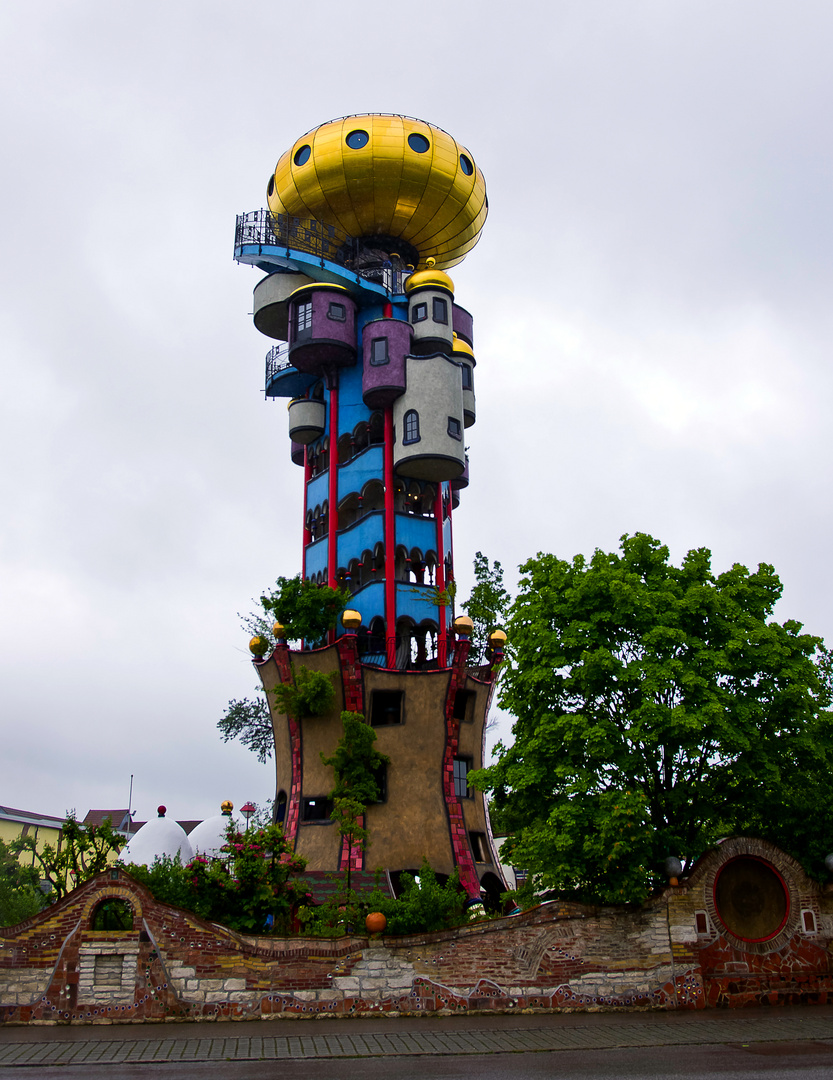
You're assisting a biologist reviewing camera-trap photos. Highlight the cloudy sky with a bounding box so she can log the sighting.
[1,1,831,825]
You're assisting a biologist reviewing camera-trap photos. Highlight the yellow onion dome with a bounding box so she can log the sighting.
[451,334,475,360]
[404,267,455,296]
[267,114,487,270]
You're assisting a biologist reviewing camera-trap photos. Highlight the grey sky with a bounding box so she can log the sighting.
[1,1,831,823]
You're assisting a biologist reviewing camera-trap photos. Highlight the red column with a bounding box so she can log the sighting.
[302,446,312,579]
[327,379,338,590]
[384,407,396,669]
[435,484,447,668]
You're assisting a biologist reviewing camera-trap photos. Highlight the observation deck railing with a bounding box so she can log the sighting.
[236,209,411,293]
[265,343,291,386]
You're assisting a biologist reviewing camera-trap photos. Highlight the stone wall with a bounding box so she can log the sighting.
[1,838,831,1025]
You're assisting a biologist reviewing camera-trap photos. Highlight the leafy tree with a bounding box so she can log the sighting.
[471,533,833,904]
[321,712,389,895]
[271,664,336,719]
[219,576,350,760]
[217,693,273,762]
[462,551,510,664]
[0,838,43,927]
[12,813,123,900]
[260,575,351,646]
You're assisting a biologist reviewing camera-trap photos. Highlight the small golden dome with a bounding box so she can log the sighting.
[451,335,475,359]
[221,800,234,814]
[489,629,507,647]
[404,268,455,296]
[453,615,474,636]
[272,621,286,638]
[249,635,269,657]
[341,609,362,630]
[267,114,487,270]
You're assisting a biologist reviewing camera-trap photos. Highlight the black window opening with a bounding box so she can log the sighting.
[447,416,462,440]
[370,690,404,727]
[328,302,346,321]
[461,364,473,390]
[433,297,448,324]
[370,337,389,365]
[302,797,333,822]
[469,831,488,862]
[453,756,473,798]
[294,144,311,166]
[453,689,476,722]
[275,790,288,823]
[412,302,427,323]
[403,410,420,444]
[296,301,313,334]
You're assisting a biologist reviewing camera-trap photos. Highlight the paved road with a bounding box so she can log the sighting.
[1,1006,832,1073]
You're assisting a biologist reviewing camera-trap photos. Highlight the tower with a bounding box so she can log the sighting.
[235,115,505,905]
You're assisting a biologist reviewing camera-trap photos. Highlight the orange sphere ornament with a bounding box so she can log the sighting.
[365,911,387,935]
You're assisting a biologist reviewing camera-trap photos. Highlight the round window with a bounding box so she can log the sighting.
[267,174,275,197]
[459,153,474,175]
[346,130,369,149]
[408,133,430,154]
[293,144,311,166]
[714,857,789,942]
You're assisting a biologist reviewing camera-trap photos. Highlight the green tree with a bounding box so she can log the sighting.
[220,576,350,760]
[471,533,833,904]
[271,664,336,718]
[0,838,43,927]
[217,694,274,762]
[12,814,123,900]
[260,575,351,646]
[321,712,389,896]
[462,551,510,664]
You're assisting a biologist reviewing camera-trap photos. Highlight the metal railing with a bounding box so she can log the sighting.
[265,343,292,387]
[235,209,412,293]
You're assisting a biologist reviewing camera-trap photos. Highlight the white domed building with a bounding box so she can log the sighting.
[120,806,194,866]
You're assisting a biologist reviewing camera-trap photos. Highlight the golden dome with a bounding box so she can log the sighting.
[451,334,475,359]
[453,615,474,636]
[220,800,234,814]
[341,609,362,630]
[267,115,487,270]
[249,635,269,657]
[404,268,455,296]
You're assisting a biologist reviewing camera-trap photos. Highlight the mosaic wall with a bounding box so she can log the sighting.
[1,838,831,1025]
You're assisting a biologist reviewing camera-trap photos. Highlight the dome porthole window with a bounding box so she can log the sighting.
[346,129,369,149]
[408,132,430,154]
[267,174,275,197]
[293,144,312,166]
[459,153,474,175]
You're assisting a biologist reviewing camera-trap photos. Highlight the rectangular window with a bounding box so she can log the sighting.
[694,911,710,935]
[369,690,403,726]
[297,301,313,333]
[802,909,818,933]
[328,302,346,321]
[453,689,476,722]
[433,297,448,324]
[453,756,472,798]
[461,364,473,390]
[412,302,427,323]
[447,416,462,440]
[370,337,389,365]
[469,831,488,862]
[302,797,333,822]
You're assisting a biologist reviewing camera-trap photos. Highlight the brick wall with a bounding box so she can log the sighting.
[1,837,831,1025]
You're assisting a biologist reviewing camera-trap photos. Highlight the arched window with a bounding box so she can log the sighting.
[90,898,134,932]
[403,410,420,445]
